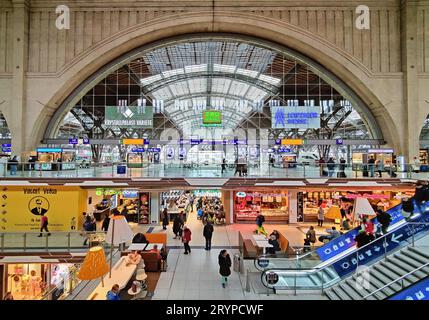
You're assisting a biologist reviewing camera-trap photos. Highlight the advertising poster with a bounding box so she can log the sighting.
[104,106,153,128]
[0,186,85,232]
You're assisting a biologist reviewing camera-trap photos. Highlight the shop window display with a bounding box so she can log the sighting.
[234,191,288,222]
[139,192,150,224]
[7,264,46,300]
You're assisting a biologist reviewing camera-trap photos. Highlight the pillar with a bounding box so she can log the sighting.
[221,190,233,224]
[401,0,420,162]
[10,0,29,156]
[288,190,298,224]
[150,191,160,224]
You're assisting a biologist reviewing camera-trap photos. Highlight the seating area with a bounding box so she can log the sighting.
[239,231,293,259]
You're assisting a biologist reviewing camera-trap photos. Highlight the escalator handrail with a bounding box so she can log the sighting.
[254,203,405,271]
[260,220,429,284]
[363,261,429,300]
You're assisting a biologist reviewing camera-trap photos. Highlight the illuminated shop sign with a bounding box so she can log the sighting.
[95,188,138,198]
[343,193,390,200]
[235,192,286,198]
[193,189,222,197]
[37,148,62,153]
[367,149,394,153]
[271,106,321,129]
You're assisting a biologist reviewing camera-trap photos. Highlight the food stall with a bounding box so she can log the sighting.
[234,190,288,222]
[35,148,76,171]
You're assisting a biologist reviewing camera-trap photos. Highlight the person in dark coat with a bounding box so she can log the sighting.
[203,221,214,250]
[173,214,184,239]
[218,249,232,288]
[376,209,392,235]
[256,214,265,228]
[354,230,372,248]
[83,215,96,245]
[267,234,281,254]
[162,208,169,230]
[101,214,111,232]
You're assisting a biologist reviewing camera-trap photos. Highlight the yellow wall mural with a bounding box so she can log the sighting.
[0,186,86,232]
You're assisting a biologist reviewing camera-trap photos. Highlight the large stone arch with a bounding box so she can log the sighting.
[27,11,401,151]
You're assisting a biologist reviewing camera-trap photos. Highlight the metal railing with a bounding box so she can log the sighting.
[259,221,429,294]
[0,231,107,252]
[1,161,427,179]
[362,261,429,300]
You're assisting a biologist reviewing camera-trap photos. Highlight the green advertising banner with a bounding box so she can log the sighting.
[104,106,153,128]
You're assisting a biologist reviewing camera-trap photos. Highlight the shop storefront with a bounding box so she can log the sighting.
[35,148,76,171]
[233,190,288,222]
[352,148,395,171]
[2,263,79,300]
[299,189,411,222]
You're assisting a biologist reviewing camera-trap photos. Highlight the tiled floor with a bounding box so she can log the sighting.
[151,209,328,300]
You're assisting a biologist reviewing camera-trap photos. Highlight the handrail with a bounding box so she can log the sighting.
[254,203,404,271]
[260,220,429,279]
[363,261,429,300]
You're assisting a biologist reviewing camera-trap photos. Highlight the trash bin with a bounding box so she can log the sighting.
[233,253,241,273]
[117,165,126,174]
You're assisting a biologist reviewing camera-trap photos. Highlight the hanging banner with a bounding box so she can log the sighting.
[104,106,153,128]
[271,106,321,129]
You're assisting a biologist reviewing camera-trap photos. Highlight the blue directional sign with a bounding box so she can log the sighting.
[82,138,90,144]
[2,143,11,147]
[331,212,429,278]
[131,148,145,153]
[390,278,429,300]
[69,138,78,145]
[147,148,161,152]
[316,204,405,262]
[2,147,11,153]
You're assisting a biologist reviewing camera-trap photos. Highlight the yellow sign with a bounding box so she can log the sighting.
[0,186,86,232]
[123,139,144,145]
[281,139,304,145]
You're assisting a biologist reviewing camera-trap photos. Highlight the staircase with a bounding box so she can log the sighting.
[325,246,429,300]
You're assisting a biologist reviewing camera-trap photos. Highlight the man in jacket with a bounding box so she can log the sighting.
[182,226,192,254]
[203,221,214,250]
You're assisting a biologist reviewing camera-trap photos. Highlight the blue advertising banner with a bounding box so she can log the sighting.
[316,204,405,262]
[331,212,429,278]
[390,278,429,300]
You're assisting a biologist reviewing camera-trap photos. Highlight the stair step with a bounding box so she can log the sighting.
[380,261,421,283]
[325,288,341,300]
[339,282,363,300]
[408,247,429,260]
[350,275,387,300]
[386,258,428,279]
[395,253,426,270]
[331,284,353,300]
[403,249,428,264]
[369,268,401,295]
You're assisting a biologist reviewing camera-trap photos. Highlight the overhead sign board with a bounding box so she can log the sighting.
[271,106,321,129]
[105,106,153,128]
[202,110,222,127]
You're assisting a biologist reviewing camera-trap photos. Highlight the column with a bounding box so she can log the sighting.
[401,1,420,162]
[288,190,298,224]
[150,191,160,224]
[221,190,233,224]
[10,0,29,156]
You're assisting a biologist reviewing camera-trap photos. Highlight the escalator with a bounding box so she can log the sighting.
[254,202,407,272]
[258,202,429,292]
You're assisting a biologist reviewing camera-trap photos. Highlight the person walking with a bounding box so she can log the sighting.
[317,205,325,227]
[218,250,232,288]
[319,157,326,177]
[172,214,183,239]
[182,226,192,254]
[368,156,376,177]
[339,158,347,177]
[38,213,50,237]
[101,213,111,232]
[306,226,316,244]
[8,155,18,176]
[203,221,214,250]
[376,159,383,177]
[327,157,335,177]
[221,158,227,175]
[162,208,169,230]
[376,209,392,235]
[83,215,96,245]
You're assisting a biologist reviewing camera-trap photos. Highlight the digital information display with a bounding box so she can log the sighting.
[202,110,222,127]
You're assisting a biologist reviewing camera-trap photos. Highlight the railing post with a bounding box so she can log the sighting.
[294,272,297,296]
[384,236,387,260]
[0,233,4,252]
[67,232,71,252]
[45,233,49,251]
[321,270,324,295]
[412,224,415,247]
[303,164,306,178]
